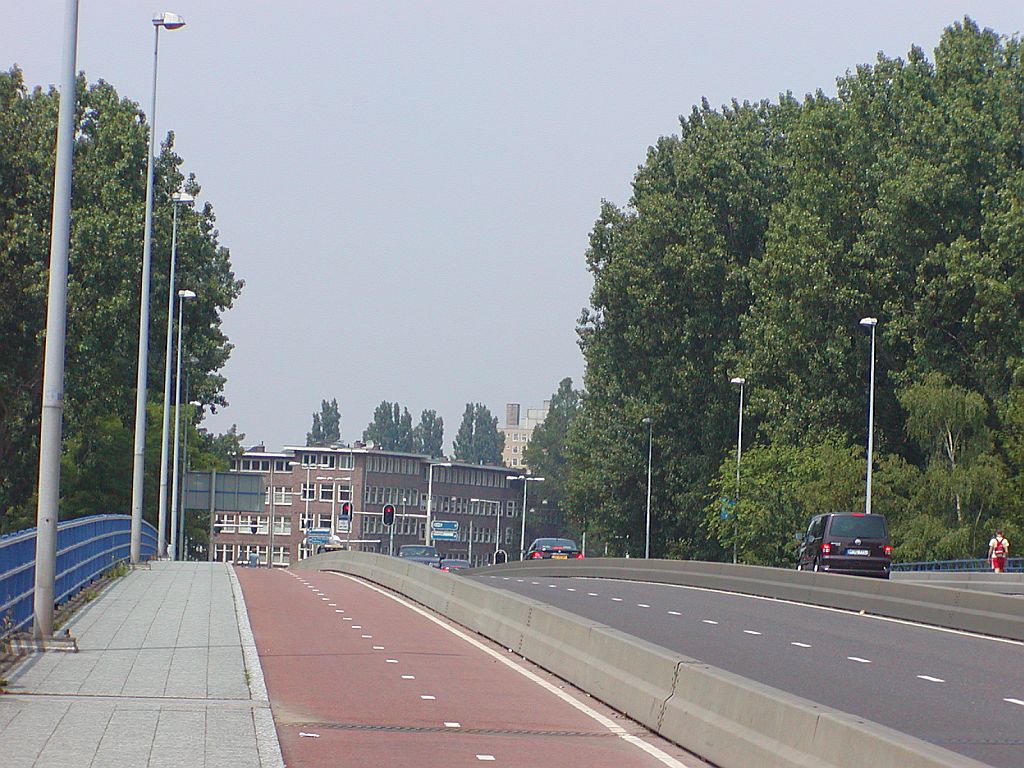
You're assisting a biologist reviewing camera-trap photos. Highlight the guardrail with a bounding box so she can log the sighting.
[893,557,1022,572]
[302,552,989,768]
[1,514,157,636]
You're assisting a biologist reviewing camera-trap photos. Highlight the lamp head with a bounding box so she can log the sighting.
[177,289,197,299]
[153,12,186,29]
[172,191,194,205]
[730,377,746,386]
[641,417,652,425]
[859,317,878,328]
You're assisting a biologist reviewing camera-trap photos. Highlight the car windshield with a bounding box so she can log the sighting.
[400,546,436,557]
[534,539,577,550]
[829,515,887,538]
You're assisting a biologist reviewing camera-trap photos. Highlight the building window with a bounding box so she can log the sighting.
[273,515,291,535]
[273,486,290,505]
[272,545,289,566]
[274,459,290,472]
[301,452,317,468]
[214,513,237,533]
[320,483,334,502]
[320,454,336,469]
[214,544,235,563]
[300,511,314,530]
[301,483,315,501]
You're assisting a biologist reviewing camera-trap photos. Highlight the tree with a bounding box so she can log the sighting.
[307,398,341,445]
[362,401,414,451]
[0,69,242,533]
[452,403,503,465]
[413,409,444,457]
[523,377,581,507]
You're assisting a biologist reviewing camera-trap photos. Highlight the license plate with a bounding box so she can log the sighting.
[846,548,869,556]
[552,554,568,559]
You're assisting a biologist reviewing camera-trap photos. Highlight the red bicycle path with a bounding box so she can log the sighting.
[236,566,703,768]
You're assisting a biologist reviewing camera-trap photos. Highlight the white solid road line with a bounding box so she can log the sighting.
[341,573,698,768]
[917,675,945,683]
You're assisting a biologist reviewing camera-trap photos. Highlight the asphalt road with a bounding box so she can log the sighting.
[236,567,707,768]
[474,573,1024,768]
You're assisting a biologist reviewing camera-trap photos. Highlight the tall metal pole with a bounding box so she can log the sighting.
[168,290,191,559]
[732,378,745,564]
[864,320,877,515]
[520,481,528,559]
[176,367,191,558]
[494,500,501,556]
[32,0,79,640]
[643,418,653,559]
[268,462,276,566]
[129,24,162,564]
[156,201,181,557]
[426,465,436,547]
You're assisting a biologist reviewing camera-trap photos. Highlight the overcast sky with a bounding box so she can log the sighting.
[7,1,1023,452]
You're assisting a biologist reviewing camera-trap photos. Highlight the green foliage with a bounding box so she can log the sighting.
[413,409,444,458]
[570,18,1024,562]
[306,398,341,446]
[523,378,580,508]
[452,403,503,466]
[0,68,242,533]
[363,401,415,451]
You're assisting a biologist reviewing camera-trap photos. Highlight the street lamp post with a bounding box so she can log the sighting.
[32,0,79,640]
[175,398,201,560]
[167,288,195,559]
[642,417,653,559]
[130,11,186,565]
[425,462,452,547]
[507,475,544,560]
[860,317,878,515]
[729,377,746,564]
[157,192,194,557]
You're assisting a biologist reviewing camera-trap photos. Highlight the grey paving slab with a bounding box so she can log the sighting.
[1,562,282,768]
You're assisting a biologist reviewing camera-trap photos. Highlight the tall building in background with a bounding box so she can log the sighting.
[500,400,549,469]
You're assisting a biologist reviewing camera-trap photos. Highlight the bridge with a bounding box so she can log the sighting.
[2,524,1022,767]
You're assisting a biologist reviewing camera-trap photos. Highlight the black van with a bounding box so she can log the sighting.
[796,513,892,578]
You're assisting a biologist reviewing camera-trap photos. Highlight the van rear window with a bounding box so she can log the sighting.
[829,515,887,538]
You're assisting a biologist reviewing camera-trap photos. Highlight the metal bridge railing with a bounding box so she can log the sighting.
[892,557,1022,573]
[0,514,157,636]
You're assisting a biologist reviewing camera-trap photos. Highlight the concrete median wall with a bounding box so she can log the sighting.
[299,552,987,768]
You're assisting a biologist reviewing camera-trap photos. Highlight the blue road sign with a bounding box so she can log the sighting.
[431,520,458,531]
[432,530,459,541]
[307,527,331,545]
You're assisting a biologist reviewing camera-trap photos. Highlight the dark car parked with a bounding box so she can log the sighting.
[525,538,583,560]
[438,558,472,572]
[797,513,892,578]
[398,544,440,565]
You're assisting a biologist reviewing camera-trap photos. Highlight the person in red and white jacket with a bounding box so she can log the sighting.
[988,530,1010,573]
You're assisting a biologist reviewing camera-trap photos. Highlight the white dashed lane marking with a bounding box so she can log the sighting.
[1004,698,1024,706]
[611,597,623,602]
[637,604,651,608]
[401,675,415,680]
[791,642,812,648]
[743,630,762,636]
[476,756,495,762]
[702,620,718,625]
[667,611,681,616]
[420,695,436,700]
[587,592,599,596]
[848,657,872,664]
[917,675,945,683]
[445,722,461,728]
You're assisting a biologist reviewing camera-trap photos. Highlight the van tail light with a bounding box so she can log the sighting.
[821,543,831,555]
[883,545,893,557]
[574,553,584,559]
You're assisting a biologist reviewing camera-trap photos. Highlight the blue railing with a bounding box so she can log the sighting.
[0,514,157,636]
[892,557,1022,573]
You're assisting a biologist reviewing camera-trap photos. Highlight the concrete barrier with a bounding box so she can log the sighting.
[299,552,988,768]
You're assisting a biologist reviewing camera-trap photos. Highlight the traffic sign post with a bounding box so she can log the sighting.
[431,520,458,541]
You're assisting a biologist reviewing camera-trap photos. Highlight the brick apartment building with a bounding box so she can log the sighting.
[211,446,533,568]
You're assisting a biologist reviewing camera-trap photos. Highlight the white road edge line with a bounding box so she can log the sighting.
[336,573,695,768]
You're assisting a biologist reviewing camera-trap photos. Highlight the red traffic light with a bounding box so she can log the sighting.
[340,501,353,516]
[382,504,395,526]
